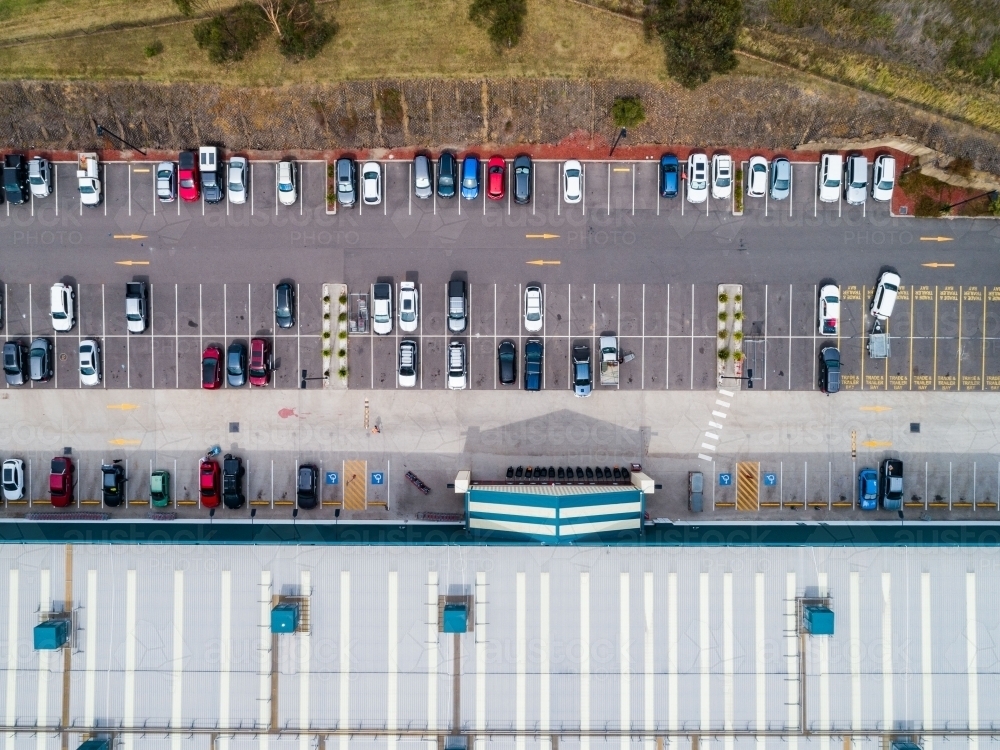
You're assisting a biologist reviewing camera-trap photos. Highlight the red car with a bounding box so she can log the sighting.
[199,459,220,508]
[249,338,271,387]
[49,456,74,507]
[487,156,505,200]
[178,151,200,203]
[202,346,222,389]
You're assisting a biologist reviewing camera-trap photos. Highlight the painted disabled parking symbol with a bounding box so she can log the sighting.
[764,473,777,486]
[719,473,732,486]
[325,472,339,485]
[371,472,385,485]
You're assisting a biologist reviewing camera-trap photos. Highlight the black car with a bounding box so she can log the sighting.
[3,341,25,386]
[524,339,543,391]
[513,155,531,205]
[819,346,841,394]
[222,454,245,509]
[498,339,517,385]
[879,458,904,510]
[447,279,467,333]
[437,152,456,198]
[297,463,319,509]
[275,282,296,329]
[3,155,28,205]
[572,343,592,397]
[101,462,125,507]
[29,338,52,382]
[226,342,247,387]
[200,147,224,204]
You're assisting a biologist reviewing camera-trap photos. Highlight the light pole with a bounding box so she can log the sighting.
[609,128,627,158]
[720,369,755,389]
[95,124,147,156]
[300,369,325,389]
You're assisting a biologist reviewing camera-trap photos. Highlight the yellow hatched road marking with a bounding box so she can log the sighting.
[736,461,759,511]
[343,460,366,511]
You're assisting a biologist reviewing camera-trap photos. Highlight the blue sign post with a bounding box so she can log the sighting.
[719,473,732,486]
[763,473,777,487]
[325,471,339,486]
[371,472,385,485]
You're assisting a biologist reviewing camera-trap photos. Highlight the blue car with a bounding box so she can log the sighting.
[858,468,878,511]
[660,153,679,198]
[461,155,479,200]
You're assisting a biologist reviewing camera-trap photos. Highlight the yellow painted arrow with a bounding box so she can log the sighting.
[106,404,139,411]
[859,405,892,412]
[132,168,150,173]
[115,260,150,266]
[861,440,893,448]
[113,234,148,240]
[919,236,954,242]
[108,438,141,446]
[527,259,562,266]
[526,233,560,239]
[921,262,955,268]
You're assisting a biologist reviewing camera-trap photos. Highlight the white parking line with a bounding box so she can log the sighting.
[507,162,511,216]
[419,283,423,389]
[632,166,636,215]
[690,284,695,390]
[482,162,487,216]
[493,283,497,390]
[763,285,768,390]
[607,163,611,215]
[532,166,536,216]
[581,164,586,216]
[789,169,794,217]
[813,165,818,217]
[128,165,132,216]
[152,170,156,216]
[408,162,412,217]
[222,283,227,389]
[788,285,793,390]
[296,282,301,385]
[54,164,59,216]
[250,164,255,216]
[665,284,670,389]
[641,284,645,385]
[175,284,179,389]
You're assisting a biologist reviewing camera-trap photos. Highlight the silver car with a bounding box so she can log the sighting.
[872,155,896,202]
[414,155,432,199]
[228,157,247,204]
[769,157,791,201]
[844,154,868,206]
[79,339,101,387]
[156,161,176,203]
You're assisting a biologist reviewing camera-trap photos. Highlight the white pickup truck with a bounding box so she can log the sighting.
[599,335,619,386]
[77,152,102,206]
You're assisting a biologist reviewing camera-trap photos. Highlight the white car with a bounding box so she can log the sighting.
[686,154,708,204]
[372,283,392,336]
[398,281,418,333]
[362,161,381,206]
[872,155,896,202]
[447,341,467,390]
[563,160,582,204]
[398,339,417,388]
[1,459,24,501]
[818,153,843,203]
[871,272,901,320]
[711,154,733,200]
[50,283,75,332]
[524,286,543,333]
[818,285,840,336]
[844,154,868,206]
[28,157,52,198]
[746,156,767,198]
[79,339,101,386]
[276,160,297,206]
[228,157,248,205]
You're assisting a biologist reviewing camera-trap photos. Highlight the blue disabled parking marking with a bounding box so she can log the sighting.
[325,471,339,485]
[719,473,732,486]
[371,472,385,485]
[763,473,777,486]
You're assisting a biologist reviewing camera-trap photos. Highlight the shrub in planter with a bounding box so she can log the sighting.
[338,349,346,358]
[323,348,332,357]
[323,295,331,303]
[718,292,728,303]
[338,312,347,322]
[733,311,744,321]
[322,331,331,339]
[733,331,743,342]
[718,348,731,361]
[718,329,728,339]
[733,351,744,362]
[734,294,742,302]
[338,367,347,378]
[718,311,728,321]
[339,294,348,305]
[338,330,348,340]
[323,312,330,320]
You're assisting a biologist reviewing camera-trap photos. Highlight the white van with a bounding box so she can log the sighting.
[818,153,843,203]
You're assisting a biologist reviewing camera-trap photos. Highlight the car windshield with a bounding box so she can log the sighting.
[229,178,243,191]
[81,362,95,376]
[202,358,216,380]
[227,353,241,375]
[52,309,66,319]
[575,363,588,380]
[824,175,840,187]
[401,306,415,323]
[716,176,731,187]
[877,179,893,190]
[158,169,171,179]
[566,169,580,178]
[883,281,898,292]
[103,471,117,489]
[29,175,43,185]
[691,177,707,189]
[825,296,838,303]
[463,176,477,188]
[774,177,789,189]
[439,173,453,186]
[851,177,866,188]
[79,185,95,194]
[180,178,194,188]
[364,170,378,181]
[279,179,294,192]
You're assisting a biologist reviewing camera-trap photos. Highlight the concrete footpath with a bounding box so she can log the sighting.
[0,389,996,520]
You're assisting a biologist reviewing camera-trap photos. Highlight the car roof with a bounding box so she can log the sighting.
[514,155,531,167]
[660,154,678,165]
[823,153,843,166]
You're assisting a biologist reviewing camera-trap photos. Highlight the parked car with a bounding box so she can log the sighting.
[858,468,878,511]
[880,458,904,510]
[226,342,247,387]
[1,459,24,501]
[487,156,505,200]
[277,159,298,206]
[413,154,432,199]
[563,160,582,204]
[498,339,517,385]
[447,279,467,333]
[524,339,543,391]
[746,156,767,198]
[199,146,223,203]
[178,151,199,202]
[398,339,417,388]
[686,153,709,203]
[572,343,592,397]
[659,153,679,198]
[513,155,531,205]
[275,282,296,329]
[437,152,457,198]
[524,285,543,332]
[447,341,467,390]
[844,154,868,205]
[335,158,355,207]
[372,283,393,335]
[50,282,75,332]
[28,157,52,198]
[79,339,101,387]
[101,462,125,507]
[199,459,220,508]
[818,285,840,336]
[222,453,245,509]
[156,161,176,203]
[249,338,271,387]
[461,155,479,200]
[872,154,896,202]
[688,471,704,512]
[297,463,319,509]
[818,346,841,394]
[228,156,248,205]
[398,281,418,332]
[201,345,222,389]
[362,161,381,205]
[770,157,791,201]
[870,271,901,320]
[711,154,733,200]
[818,153,842,202]
[3,340,25,386]
[3,155,29,205]
[125,281,147,333]
[29,338,53,382]
[150,469,171,507]
[49,456,74,507]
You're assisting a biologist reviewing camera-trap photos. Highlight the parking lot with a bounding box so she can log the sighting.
[2,282,323,389]
[348,280,1000,392]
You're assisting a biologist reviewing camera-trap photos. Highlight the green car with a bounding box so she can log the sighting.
[150,470,170,507]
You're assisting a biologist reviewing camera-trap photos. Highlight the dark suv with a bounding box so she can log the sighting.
[819,346,841,394]
[498,339,516,385]
[222,453,245,509]
[3,341,25,386]
[3,155,28,204]
[275,282,296,329]
[524,339,543,391]
[437,152,456,198]
[297,463,319,509]
[101,462,126,507]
